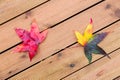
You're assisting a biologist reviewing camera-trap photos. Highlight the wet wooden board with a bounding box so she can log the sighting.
[9,21,120,80]
[0,0,48,24]
[0,0,100,52]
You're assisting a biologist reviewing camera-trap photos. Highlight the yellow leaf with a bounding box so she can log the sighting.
[84,19,93,41]
[75,31,86,46]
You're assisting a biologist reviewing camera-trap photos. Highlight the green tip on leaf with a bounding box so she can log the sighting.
[75,19,110,63]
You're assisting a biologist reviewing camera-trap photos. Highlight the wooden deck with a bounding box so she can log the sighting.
[0,0,120,80]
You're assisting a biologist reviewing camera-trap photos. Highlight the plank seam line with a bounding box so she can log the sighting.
[5,18,120,80]
[0,0,105,54]
[113,75,120,80]
[50,0,105,28]
[0,0,50,26]
[60,47,120,80]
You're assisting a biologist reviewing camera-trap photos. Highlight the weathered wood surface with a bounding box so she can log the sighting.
[0,0,102,79]
[0,0,120,80]
[64,49,120,80]
[9,21,120,80]
[0,0,100,52]
[0,0,48,24]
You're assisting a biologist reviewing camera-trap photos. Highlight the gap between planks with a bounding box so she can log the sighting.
[9,21,120,80]
[62,48,120,80]
[113,75,120,80]
[0,0,117,79]
[0,0,50,25]
[0,0,103,52]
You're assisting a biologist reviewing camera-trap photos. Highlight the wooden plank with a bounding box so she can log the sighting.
[64,49,120,80]
[0,0,120,79]
[0,0,49,24]
[114,76,120,80]
[9,21,120,80]
[0,0,100,52]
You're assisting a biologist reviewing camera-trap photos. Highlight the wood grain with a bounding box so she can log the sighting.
[0,0,120,79]
[9,21,120,80]
[64,50,120,80]
[0,0,48,24]
[0,0,100,52]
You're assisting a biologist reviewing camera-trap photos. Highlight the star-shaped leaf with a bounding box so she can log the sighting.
[14,20,48,61]
[75,18,110,63]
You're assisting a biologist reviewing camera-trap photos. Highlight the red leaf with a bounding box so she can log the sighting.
[15,20,48,61]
